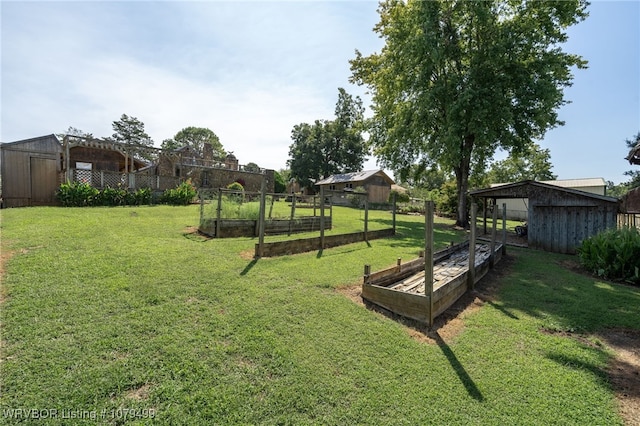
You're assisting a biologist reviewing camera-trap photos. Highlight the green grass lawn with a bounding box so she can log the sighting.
[1,205,638,425]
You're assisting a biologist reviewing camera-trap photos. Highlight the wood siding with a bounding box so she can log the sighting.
[1,135,62,207]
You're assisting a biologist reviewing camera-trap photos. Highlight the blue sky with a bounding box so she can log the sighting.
[1,1,638,184]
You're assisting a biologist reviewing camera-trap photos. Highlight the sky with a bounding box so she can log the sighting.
[1,0,639,185]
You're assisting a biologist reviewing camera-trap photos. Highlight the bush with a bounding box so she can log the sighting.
[57,181,99,206]
[389,190,410,204]
[162,180,197,206]
[578,227,640,285]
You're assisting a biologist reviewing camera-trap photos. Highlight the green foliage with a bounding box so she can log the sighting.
[57,182,154,207]
[56,181,99,206]
[389,189,410,204]
[350,0,588,227]
[162,180,197,206]
[485,143,557,184]
[244,162,261,173]
[274,170,286,193]
[288,88,367,188]
[162,126,225,159]
[578,227,640,285]
[110,113,152,146]
[227,182,244,192]
[431,181,459,218]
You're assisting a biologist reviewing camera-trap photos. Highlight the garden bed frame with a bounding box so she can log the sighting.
[362,202,506,326]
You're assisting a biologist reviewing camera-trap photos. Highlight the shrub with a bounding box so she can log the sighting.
[97,186,129,206]
[578,227,640,285]
[56,181,99,206]
[162,180,197,206]
[389,189,410,204]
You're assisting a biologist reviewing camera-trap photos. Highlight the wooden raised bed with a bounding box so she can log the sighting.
[362,240,503,325]
[199,216,332,238]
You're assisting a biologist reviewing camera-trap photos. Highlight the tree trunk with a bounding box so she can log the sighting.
[455,135,474,229]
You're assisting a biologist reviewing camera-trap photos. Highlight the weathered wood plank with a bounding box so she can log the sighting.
[362,243,503,325]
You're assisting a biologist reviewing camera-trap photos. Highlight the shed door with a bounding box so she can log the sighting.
[30,157,58,205]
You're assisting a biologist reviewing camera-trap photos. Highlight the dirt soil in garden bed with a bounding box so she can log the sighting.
[337,253,640,426]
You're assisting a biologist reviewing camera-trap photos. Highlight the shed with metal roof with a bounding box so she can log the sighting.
[470,180,619,254]
[315,170,395,205]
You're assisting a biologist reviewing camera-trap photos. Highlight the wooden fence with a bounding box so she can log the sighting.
[256,228,395,258]
[618,213,640,229]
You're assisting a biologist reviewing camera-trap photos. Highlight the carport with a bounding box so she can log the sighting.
[470,180,619,254]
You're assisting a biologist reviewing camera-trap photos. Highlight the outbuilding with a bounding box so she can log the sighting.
[470,180,620,254]
[315,170,394,205]
[0,134,63,207]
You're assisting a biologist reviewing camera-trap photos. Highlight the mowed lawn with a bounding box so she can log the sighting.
[1,205,639,425]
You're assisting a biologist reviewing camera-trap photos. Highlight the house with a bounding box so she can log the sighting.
[492,178,608,220]
[315,170,395,205]
[0,134,63,207]
[470,180,619,254]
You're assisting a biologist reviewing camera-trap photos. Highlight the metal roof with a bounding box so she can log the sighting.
[491,177,606,189]
[472,180,618,203]
[315,170,394,186]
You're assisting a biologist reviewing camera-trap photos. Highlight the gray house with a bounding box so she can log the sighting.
[470,180,619,254]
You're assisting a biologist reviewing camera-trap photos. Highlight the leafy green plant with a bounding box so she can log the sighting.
[56,181,99,206]
[578,227,640,285]
[162,180,197,206]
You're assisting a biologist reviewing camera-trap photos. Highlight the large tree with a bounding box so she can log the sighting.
[350,0,588,227]
[287,88,367,188]
[161,126,225,159]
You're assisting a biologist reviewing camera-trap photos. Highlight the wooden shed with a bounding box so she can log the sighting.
[315,170,394,205]
[1,134,63,207]
[470,180,620,254]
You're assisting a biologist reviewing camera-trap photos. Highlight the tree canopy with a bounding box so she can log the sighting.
[57,126,93,141]
[485,143,557,184]
[161,126,224,159]
[350,0,588,227]
[287,88,368,189]
[110,114,153,147]
[623,131,640,190]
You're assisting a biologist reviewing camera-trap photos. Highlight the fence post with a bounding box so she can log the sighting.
[216,190,222,238]
[392,192,397,235]
[289,195,296,236]
[469,203,477,289]
[199,191,204,227]
[320,186,325,250]
[502,203,507,255]
[425,200,434,327]
[364,197,369,243]
[490,202,498,267]
[257,176,267,257]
